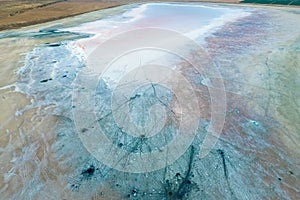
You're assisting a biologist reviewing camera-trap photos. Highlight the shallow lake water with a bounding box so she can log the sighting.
[0,3,299,199]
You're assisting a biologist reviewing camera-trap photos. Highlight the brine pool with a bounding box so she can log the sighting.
[0,3,299,199]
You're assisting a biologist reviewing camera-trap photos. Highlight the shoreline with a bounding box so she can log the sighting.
[0,0,299,32]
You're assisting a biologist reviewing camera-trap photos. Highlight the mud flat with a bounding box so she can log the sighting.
[0,3,299,199]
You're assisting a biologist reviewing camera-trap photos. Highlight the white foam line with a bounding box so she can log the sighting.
[0,83,16,91]
[141,2,226,9]
[185,10,251,40]
[63,4,148,34]
[122,3,149,23]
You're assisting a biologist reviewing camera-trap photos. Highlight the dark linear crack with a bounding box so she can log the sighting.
[163,146,197,200]
[217,149,228,180]
[217,149,237,199]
